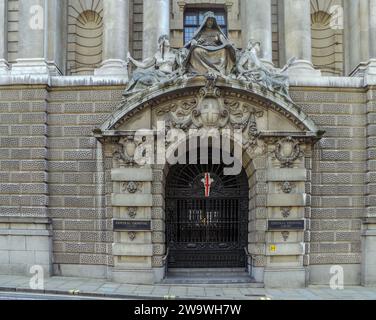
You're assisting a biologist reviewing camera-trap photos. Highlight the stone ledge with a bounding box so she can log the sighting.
[0,217,50,224]
[362,230,376,236]
[0,229,51,236]
[112,243,153,256]
[0,75,128,87]
[111,194,153,207]
[111,168,153,182]
[267,194,306,207]
[267,168,307,181]
[363,217,376,224]
[111,269,155,284]
[266,242,305,256]
[264,267,306,288]
[0,74,364,88]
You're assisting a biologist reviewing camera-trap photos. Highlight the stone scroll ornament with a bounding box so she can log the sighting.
[124,11,295,100]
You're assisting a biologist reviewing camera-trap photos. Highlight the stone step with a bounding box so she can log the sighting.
[162,277,264,287]
[162,268,264,287]
[168,268,248,276]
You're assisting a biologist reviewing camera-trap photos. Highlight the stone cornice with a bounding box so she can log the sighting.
[0,74,368,89]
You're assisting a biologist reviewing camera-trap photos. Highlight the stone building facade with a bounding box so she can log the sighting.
[0,0,375,288]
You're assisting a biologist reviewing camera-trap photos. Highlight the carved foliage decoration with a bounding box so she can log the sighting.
[274,137,304,168]
[281,207,292,218]
[156,78,265,149]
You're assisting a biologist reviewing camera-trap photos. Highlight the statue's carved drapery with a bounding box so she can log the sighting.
[183,12,236,76]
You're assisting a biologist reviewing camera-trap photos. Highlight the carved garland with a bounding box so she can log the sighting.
[274,137,304,168]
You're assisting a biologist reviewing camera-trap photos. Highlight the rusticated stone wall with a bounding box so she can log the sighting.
[290,87,366,285]
[0,84,370,285]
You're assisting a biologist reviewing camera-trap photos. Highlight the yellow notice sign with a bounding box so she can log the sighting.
[269,244,276,252]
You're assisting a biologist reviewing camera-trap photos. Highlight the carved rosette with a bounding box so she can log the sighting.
[274,137,304,168]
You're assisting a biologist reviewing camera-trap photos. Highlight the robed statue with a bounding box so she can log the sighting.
[124,11,295,100]
[183,11,237,76]
[125,35,179,95]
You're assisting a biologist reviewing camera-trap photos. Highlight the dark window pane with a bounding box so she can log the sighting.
[185,13,197,25]
[184,9,227,44]
[184,27,197,44]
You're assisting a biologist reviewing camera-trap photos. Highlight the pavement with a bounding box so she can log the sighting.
[0,275,376,300]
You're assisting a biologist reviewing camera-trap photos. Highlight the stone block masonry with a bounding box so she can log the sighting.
[0,83,372,287]
[291,87,366,285]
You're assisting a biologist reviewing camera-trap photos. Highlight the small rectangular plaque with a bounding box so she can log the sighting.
[113,220,151,231]
[268,220,305,230]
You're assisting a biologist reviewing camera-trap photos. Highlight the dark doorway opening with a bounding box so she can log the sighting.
[166,162,249,268]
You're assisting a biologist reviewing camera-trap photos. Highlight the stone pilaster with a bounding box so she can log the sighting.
[142,0,169,59]
[369,0,376,58]
[110,164,155,284]
[347,0,376,79]
[362,218,376,286]
[283,0,320,76]
[362,86,376,285]
[263,137,309,288]
[241,0,273,64]
[46,0,66,75]
[0,0,9,74]
[12,0,63,75]
[95,0,129,77]
[363,0,376,85]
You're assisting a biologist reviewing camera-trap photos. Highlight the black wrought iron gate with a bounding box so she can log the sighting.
[166,163,249,268]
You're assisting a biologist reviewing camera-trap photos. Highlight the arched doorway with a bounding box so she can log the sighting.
[165,161,249,269]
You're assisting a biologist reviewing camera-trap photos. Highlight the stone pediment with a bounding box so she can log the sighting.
[98,75,320,136]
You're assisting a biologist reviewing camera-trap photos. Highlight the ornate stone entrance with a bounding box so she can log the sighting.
[94,12,323,286]
[94,73,322,286]
[165,162,249,268]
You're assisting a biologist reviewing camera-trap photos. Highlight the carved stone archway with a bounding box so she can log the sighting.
[94,76,322,287]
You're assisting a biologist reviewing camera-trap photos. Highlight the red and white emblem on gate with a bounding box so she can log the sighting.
[202,173,214,198]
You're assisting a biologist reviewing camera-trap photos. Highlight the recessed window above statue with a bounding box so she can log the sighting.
[183,11,236,76]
